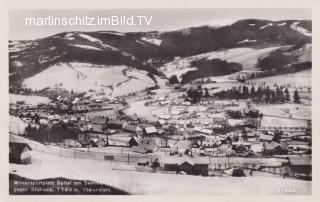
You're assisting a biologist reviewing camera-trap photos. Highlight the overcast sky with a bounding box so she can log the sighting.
[9,8,311,40]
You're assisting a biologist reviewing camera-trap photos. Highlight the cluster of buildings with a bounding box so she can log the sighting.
[9,87,312,179]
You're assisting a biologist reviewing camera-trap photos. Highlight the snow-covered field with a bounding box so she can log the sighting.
[140,37,162,46]
[261,116,309,128]
[161,46,284,80]
[9,94,51,105]
[125,100,159,121]
[256,104,311,120]
[10,150,311,194]
[23,62,156,97]
[249,69,311,88]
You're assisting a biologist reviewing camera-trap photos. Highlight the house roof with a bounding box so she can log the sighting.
[107,119,124,125]
[289,156,311,166]
[9,135,32,151]
[130,136,142,143]
[91,124,104,133]
[124,124,141,132]
[161,157,209,165]
[200,129,213,135]
[90,116,107,125]
[144,127,158,134]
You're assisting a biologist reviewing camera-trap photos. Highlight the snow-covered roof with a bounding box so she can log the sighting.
[144,126,158,134]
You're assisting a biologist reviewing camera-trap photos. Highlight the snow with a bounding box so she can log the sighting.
[11,61,23,67]
[278,22,287,26]
[98,31,126,36]
[256,104,311,120]
[164,46,283,73]
[260,23,273,30]
[162,19,236,33]
[249,69,311,88]
[69,44,103,51]
[64,37,75,40]
[9,94,51,105]
[10,150,311,194]
[9,116,27,135]
[23,63,155,97]
[78,33,103,43]
[237,39,257,44]
[100,43,120,51]
[290,22,311,37]
[188,19,237,29]
[261,116,309,128]
[140,37,162,46]
[64,33,74,38]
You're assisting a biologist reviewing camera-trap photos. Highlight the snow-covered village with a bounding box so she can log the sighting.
[8,9,312,195]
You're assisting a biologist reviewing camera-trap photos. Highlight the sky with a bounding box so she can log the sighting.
[9,8,311,40]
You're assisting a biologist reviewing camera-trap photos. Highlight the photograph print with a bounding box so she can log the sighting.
[9,8,312,195]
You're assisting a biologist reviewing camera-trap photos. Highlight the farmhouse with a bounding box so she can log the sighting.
[162,158,209,176]
[9,136,32,164]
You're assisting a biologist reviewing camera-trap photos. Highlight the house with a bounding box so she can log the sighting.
[162,158,209,176]
[106,119,125,129]
[200,129,213,135]
[179,160,194,175]
[232,143,249,153]
[172,140,193,153]
[126,114,140,124]
[224,168,246,177]
[250,143,264,153]
[133,142,158,153]
[143,126,158,136]
[154,119,166,128]
[91,124,105,134]
[128,136,142,147]
[263,141,288,156]
[193,158,210,176]
[285,156,312,177]
[9,137,32,164]
[90,116,107,125]
[123,124,142,135]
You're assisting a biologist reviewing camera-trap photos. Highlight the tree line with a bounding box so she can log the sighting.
[213,85,301,104]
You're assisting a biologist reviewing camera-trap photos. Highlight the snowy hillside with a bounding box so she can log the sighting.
[23,62,156,97]
[161,46,286,81]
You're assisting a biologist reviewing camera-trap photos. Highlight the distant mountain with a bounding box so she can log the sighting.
[159,19,311,57]
[9,19,311,89]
